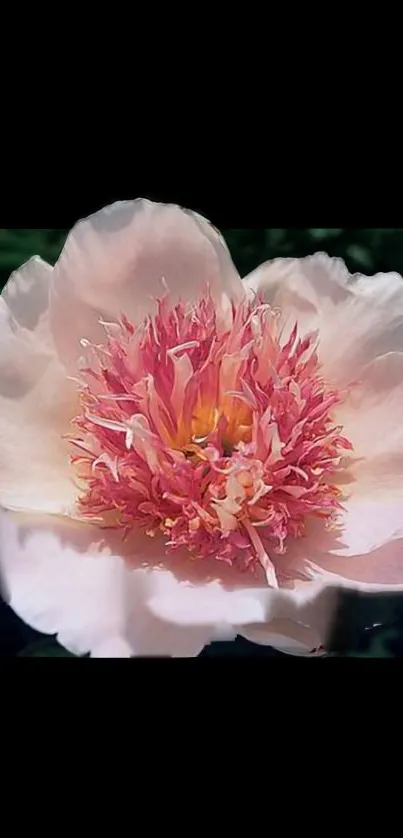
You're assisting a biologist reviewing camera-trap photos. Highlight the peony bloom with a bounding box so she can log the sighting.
[1,201,403,657]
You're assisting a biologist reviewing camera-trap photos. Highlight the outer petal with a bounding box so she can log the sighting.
[2,256,52,336]
[3,510,398,657]
[278,514,403,588]
[244,255,403,575]
[0,509,348,657]
[0,511,216,657]
[50,199,242,369]
[244,253,352,339]
[306,540,403,588]
[239,621,326,656]
[238,582,343,655]
[114,532,345,653]
[244,253,403,382]
[335,352,403,494]
[0,263,78,513]
[314,352,403,560]
[241,566,403,654]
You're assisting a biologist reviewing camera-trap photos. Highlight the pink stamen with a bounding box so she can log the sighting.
[69,288,353,586]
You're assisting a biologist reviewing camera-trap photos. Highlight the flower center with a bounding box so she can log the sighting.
[69,289,353,586]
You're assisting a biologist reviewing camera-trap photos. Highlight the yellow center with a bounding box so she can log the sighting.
[173,398,253,457]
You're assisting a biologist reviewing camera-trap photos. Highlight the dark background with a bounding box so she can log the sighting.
[3,227,403,289]
[1,226,403,657]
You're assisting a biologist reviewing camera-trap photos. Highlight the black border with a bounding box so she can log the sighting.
[1,180,396,229]
[4,91,402,228]
[3,654,393,765]
[2,652,401,721]
[1,126,400,229]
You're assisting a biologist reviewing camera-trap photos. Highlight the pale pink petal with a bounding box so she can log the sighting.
[306,539,403,588]
[333,498,403,556]
[313,352,403,561]
[0,296,78,513]
[239,574,403,652]
[124,532,342,651]
[239,582,342,654]
[244,253,403,382]
[335,352,403,492]
[280,517,403,587]
[50,199,242,369]
[319,271,403,382]
[0,511,237,657]
[241,570,403,655]
[90,638,134,658]
[239,620,325,655]
[0,510,131,656]
[244,253,352,339]
[122,526,274,628]
[3,509,396,656]
[0,510,338,657]
[145,566,269,627]
[2,256,52,333]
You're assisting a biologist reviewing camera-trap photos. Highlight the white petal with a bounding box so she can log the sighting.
[0,511,227,657]
[3,510,396,657]
[146,569,268,627]
[50,199,242,369]
[90,638,134,658]
[132,531,278,628]
[280,515,403,587]
[239,620,325,656]
[0,296,78,513]
[306,538,403,588]
[244,253,403,381]
[125,535,345,653]
[334,498,403,556]
[0,510,129,655]
[320,271,403,382]
[0,509,340,658]
[335,352,403,493]
[317,352,403,560]
[2,256,52,333]
[239,582,342,654]
[244,253,351,339]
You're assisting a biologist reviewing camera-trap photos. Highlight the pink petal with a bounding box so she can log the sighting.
[50,199,242,369]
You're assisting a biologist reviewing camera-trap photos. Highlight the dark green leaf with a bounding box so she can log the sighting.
[19,639,76,657]
[346,244,374,271]
[308,228,343,240]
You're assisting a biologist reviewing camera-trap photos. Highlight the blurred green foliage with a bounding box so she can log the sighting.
[0,229,67,286]
[2,228,403,289]
[223,228,403,278]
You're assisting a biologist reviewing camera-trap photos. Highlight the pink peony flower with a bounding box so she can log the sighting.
[1,200,403,657]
